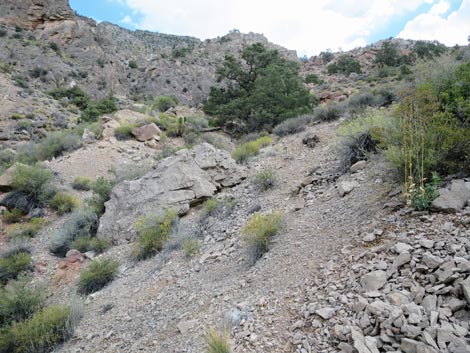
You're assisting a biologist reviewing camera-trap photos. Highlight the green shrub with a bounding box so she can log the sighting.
[2,164,53,212]
[114,122,139,140]
[0,252,32,284]
[69,236,110,254]
[305,73,320,84]
[337,109,389,172]
[203,198,219,216]
[48,86,90,110]
[313,103,343,121]
[273,114,315,136]
[128,60,138,69]
[182,238,200,258]
[253,169,277,191]
[154,96,178,112]
[3,208,23,224]
[205,327,231,353]
[91,177,113,202]
[49,209,99,256]
[0,304,80,353]
[77,258,119,294]
[242,211,282,264]
[327,55,361,75]
[231,136,273,164]
[35,131,81,161]
[411,172,441,211]
[133,210,178,261]
[6,218,48,239]
[71,177,93,191]
[50,192,79,215]
[320,51,334,63]
[0,276,45,328]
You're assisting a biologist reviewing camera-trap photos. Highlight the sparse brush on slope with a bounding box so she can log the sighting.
[242,211,283,264]
[77,258,119,294]
[133,209,178,261]
[0,304,81,353]
[49,209,99,256]
[205,327,231,353]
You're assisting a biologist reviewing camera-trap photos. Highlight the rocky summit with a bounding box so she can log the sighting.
[0,1,469,353]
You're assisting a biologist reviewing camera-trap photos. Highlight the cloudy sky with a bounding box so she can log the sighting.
[69,0,470,56]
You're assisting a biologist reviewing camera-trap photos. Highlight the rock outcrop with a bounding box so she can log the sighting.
[98,143,244,243]
[0,0,74,30]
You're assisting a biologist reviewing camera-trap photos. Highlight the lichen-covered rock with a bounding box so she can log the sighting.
[98,143,244,243]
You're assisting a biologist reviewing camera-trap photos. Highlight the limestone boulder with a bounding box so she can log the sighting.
[131,123,161,142]
[98,143,244,243]
[431,180,470,212]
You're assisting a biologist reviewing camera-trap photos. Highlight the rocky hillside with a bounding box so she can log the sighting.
[0,0,296,106]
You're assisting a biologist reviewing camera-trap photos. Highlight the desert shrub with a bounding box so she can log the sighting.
[0,304,80,353]
[2,164,53,212]
[114,122,139,140]
[327,55,361,75]
[320,50,334,63]
[337,109,389,172]
[49,209,99,256]
[412,40,447,60]
[69,236,110,254]
[231,136,272,164]
[35,131,81,160]
[203,198,219,216]
[273,114,314,136]
[0,252,32,284]
[77,258,119,294]
[128,60,138,69]
[29,67,48,79]
[154,96,178,112]
[182,238,200,258]
[411,172,441,211]
[305,73,320,84]
[48,86,90,110]
[313,103,343,121]
[49,41,60,52]
[0,29,7,37]
[253,169,277,191]
[6,218,47,239]
[133,209,178,261]
[50,192,79,215]
[205,327,231,353]
[242,211,282,264]
[3,208,23,223]
[71,177,93,191]
[0,276,45,327]
[91,177,113,202]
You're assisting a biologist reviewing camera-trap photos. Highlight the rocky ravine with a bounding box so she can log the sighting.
[49,119,415,353]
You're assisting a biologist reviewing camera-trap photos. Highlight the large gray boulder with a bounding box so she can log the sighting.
[431,180,470,212]
[98,143,244,244]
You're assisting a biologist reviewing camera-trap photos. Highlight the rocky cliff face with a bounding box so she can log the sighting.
[0,0,298,106]
[0,0,74,30]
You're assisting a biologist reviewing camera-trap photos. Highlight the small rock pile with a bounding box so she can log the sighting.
[292,213,470,353]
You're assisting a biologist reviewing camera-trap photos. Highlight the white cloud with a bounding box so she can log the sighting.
[121,15,137,26]
[398,0,470,46]
[117,0,468,55]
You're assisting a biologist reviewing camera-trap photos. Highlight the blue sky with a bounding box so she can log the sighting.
[70,0,470,56]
